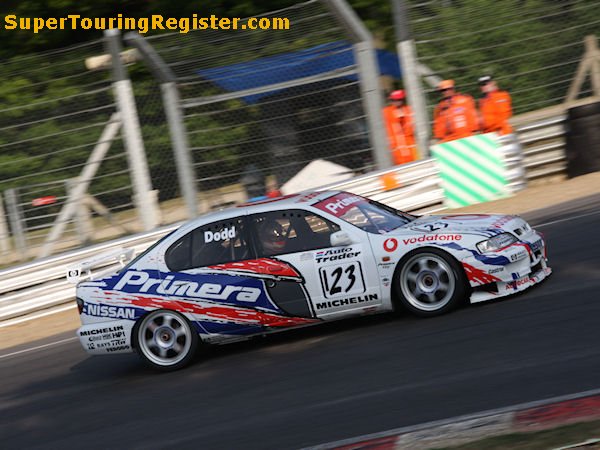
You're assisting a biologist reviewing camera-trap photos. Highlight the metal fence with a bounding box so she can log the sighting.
[128,0,388,218]
[0,0,596,267]
[0,40,136,261]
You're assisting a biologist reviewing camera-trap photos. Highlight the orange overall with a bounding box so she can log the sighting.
[433,94,479,142]
[479,90,513,135]
[383,104,417,165]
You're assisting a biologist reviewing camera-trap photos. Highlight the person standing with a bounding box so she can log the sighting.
[433,80,479,143]
[478,75,513,135]
[383,89,418,165]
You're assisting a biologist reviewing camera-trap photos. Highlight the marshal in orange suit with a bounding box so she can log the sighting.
[478,75,513,135]
[382,90,418,165]
[433,79,480,143]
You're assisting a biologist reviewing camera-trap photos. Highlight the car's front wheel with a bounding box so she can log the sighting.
[394,248,468,317]
[134,310,199,371]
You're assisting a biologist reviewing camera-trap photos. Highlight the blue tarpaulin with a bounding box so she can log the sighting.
[197,41,401,103]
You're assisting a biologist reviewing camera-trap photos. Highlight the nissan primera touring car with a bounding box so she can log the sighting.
[69,191,551,370]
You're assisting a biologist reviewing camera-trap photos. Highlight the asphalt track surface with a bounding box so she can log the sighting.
[2,195,600,450]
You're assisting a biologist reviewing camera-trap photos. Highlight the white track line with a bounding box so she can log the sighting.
[535,210,600,228]
[0,303,77,329]
[0,336,77,360]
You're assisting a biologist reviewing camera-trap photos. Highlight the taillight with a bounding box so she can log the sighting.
[76,297,84,315]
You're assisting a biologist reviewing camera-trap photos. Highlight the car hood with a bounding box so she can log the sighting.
[394,213,529,237]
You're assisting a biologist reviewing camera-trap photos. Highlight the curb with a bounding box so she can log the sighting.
[310,389,600,450]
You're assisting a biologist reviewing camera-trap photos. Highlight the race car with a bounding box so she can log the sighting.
[68,191,551,371]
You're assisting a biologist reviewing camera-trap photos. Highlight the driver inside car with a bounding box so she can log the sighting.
[259,219,287,256]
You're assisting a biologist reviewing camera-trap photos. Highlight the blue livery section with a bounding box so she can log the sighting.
[101,269,283,313]
[439,242,511,265]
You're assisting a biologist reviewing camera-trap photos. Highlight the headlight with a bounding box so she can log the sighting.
[477,233,517,253]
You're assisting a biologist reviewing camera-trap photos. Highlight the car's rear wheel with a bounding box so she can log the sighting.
[394,248,468,317]
[135,310,199,371]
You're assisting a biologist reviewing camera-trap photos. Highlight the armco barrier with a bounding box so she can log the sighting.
[0,123,562,324]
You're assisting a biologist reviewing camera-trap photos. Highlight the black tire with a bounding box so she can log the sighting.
[133,309,199,371]
[393,248,468,317]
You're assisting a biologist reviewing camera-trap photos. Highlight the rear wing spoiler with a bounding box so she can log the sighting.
[66,248,135,284]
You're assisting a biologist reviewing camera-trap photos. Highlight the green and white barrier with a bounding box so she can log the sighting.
[432,133,510,208]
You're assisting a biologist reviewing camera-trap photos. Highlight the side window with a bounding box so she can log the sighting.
[253,210,340,257]
[165,217,250,271]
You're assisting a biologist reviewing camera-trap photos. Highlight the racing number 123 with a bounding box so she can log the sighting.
[320,262,365,298]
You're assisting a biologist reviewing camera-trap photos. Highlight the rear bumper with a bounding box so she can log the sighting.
[77,320,135,355]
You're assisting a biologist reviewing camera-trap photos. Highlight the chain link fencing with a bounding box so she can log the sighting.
[0,40,136,262]
[139,0,379,210]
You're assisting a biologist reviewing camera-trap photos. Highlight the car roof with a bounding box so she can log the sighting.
[175,190,345,235]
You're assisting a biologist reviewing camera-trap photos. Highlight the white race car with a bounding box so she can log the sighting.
[69,191,551,370]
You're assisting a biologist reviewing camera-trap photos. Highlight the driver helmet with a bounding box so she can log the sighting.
[259,219,286,254]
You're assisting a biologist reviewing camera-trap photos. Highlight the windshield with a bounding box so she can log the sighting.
[313,192,414,234]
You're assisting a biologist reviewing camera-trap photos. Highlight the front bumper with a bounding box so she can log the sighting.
[77,320,135,355]
[466,231,551,303]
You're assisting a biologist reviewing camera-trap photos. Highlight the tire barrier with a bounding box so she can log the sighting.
[565,101,600,178]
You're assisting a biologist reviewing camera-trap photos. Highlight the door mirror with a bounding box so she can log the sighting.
[330,230,353,247]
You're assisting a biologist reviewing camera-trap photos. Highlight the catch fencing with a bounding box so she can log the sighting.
[0,0,595,268]
[0,40,137,261]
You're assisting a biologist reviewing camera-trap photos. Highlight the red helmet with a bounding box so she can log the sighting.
[389,90,406,101]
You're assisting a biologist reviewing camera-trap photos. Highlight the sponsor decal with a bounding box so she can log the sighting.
[462,262,501,285]
[204,226,236,243]
[412,222,449,233]
[378,262,394,270]
[510,250,528,262]
[83,304,136,319]
[313,192,365,217]
[80,325,124,337]
[106,345,130,352]
[319,261,365,298]
[488,267,504,274]
[96,339,126,349]
[383,238,398,252]
[529,239,543,253]
[315,247,360,263]
[490,215,514,228]
[441,214,491,220]
[507,277,532,290]
[315,293,378,310]
[113,270,261,302]
[402,234,462,245]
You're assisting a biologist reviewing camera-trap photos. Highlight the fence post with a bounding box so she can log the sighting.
[5,188,27,261]
[0,192,11,256]
[105,29,159,231]
[37,112,122,258]
[392,0,431,158]
[66,178,93,245]
[323,0,393,171]
[124,33,198,219]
